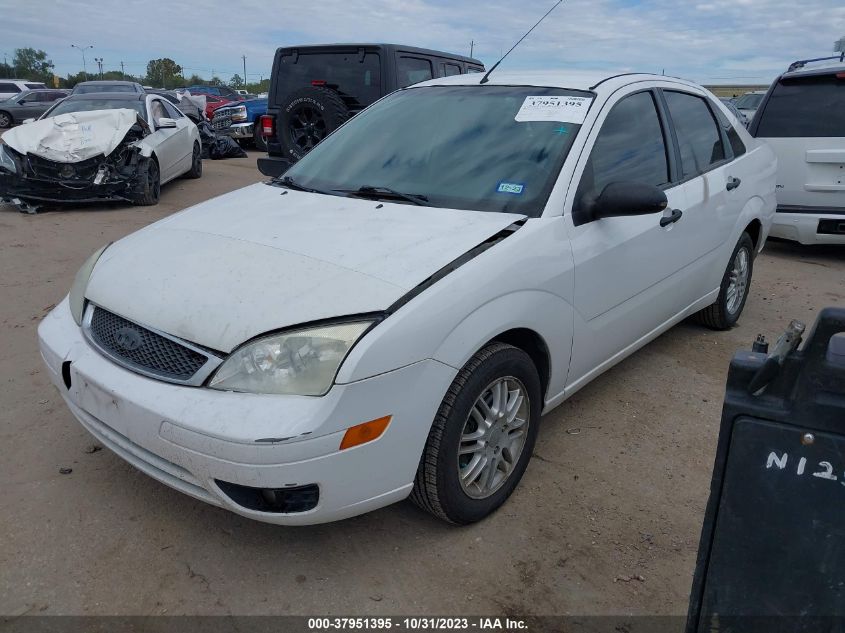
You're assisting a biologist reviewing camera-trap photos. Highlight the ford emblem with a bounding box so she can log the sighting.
[114,327,142,351]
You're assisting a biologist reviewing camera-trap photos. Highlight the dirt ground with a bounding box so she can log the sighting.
[1,151,842,618]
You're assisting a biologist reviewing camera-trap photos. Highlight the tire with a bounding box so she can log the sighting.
[185,142,202,179]
[253,122,267,152]
[411,342,542,524]
[0,111,11,128]
[132,157,161,206]
[695,232,754,330]
[278,86,349,162]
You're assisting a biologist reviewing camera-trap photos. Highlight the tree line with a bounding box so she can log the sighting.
[1,48,270,94]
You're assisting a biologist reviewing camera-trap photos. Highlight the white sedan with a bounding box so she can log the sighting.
[38,70,777,525]
[0,92,201,211]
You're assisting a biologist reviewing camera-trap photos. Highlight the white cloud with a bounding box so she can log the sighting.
[2,0,842,85]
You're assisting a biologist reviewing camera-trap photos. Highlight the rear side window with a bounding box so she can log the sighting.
[397,57,433,88]
[443,63,461,77]
[755,75,845,138]
[577,91,669,208]
[0,83,22,93]
[713,105,746,157]
[276,52,381,107]
[664,91,725,178]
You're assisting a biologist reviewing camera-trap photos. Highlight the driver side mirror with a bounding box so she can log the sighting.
[156,117,177,129]
[573,181,668,226]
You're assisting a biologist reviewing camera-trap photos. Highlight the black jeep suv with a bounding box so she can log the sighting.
[257,43,484,176]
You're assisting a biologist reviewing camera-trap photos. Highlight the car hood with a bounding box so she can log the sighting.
[85,183,524,352]
[2,108,141,163]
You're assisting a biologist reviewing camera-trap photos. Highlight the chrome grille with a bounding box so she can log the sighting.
[85,306,217,384]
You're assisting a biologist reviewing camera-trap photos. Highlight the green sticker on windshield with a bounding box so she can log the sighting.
[496,182,525,195]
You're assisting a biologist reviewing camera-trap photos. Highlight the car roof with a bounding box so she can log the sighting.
[64,92,146,101]
[76,80,140,86]
[276,43,483,66]
[411,69,707,95]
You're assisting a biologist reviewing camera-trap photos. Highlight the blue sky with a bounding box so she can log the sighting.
[3,0,843,85]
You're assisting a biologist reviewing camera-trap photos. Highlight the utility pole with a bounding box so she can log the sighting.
[470,40,474,57]
[120,61,125,80]
[2,52,7,78]
[94,57,103,79]
[71,44,93,78]
[242,55,247,86]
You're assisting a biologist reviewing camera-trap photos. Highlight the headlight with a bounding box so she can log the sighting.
[0,144,17,174]
[208,321,375,396]
[69,244,110,325]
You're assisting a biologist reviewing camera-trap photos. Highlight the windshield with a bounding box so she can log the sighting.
[735,93,764,109]
[44,98,146,119]
[283,85,589,216]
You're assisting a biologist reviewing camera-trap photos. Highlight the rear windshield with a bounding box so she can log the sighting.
[283,85,589,217]
[755,74,845,137]
[74,84,134,94]
[45,98,146,119]
[275,52,381,107]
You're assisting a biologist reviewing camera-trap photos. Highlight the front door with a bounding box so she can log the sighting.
[563,88,691,390]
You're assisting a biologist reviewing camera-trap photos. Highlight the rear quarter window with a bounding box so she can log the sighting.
[0,83,22,93]
[755,74,845,138]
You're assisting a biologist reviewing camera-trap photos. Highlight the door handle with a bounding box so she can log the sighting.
[726,176,742,191]
[660,209,683,227]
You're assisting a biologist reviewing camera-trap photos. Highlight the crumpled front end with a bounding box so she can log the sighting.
[0,110,151,213]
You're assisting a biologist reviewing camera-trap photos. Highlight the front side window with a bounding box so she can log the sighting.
[283,85,590,217]
[664,91,725,178]
[26,83,46,90]
[576,91,669,210]
[397,57,433,88]
[161,99,183,119]
[755,74,845,138]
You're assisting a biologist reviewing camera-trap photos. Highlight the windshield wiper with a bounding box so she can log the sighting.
[343,185,429,206]
[272,175,334,196]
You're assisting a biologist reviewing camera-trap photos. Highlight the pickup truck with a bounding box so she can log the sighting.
[212,97,268,150]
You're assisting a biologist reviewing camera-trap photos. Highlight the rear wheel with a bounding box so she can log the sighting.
[185,142,202,179]
[253,122,267,152]
[695,232,754,330]
[411,342,541,524]
[0,111,11,128]
[132,157,161,206]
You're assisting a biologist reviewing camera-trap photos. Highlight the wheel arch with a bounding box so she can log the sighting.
[744,218,762,251]
[489,328,552,401]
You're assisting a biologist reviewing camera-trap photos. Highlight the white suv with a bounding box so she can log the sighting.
[750,55,845,244]
[0,79,48,101]
[38,70,776,525]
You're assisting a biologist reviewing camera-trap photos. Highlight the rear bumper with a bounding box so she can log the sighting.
[257,156,292,177]
[770,206,845,244]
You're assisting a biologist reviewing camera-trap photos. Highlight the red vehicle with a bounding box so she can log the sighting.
[200,94,234,120]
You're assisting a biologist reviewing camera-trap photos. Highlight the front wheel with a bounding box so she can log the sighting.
[132,158,161,206]
[0,111,11,128]
[411,342,542,524]
[695,232,754,330]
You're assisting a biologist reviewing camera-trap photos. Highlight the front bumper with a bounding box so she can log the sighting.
[220,122,253,139]
[0,166,137,211]
[38,298,456,525]
[770,207,845,245]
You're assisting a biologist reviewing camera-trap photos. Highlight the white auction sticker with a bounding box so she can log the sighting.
[515,95,593,124]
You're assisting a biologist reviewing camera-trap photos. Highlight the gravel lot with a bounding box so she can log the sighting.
[1,151,842,617]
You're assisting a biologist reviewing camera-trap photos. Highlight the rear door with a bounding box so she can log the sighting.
[659,89,735,299]
[752,72,845,212]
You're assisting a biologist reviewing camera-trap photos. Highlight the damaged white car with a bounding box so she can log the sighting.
[0,92,201,212]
